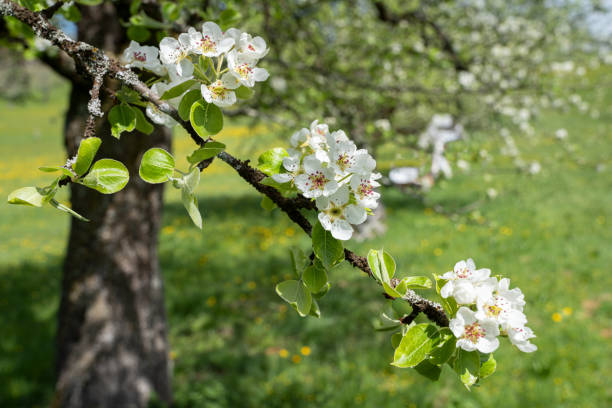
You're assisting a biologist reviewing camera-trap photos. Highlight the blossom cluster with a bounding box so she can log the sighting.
[272,121,380,241]
[442,259,537,354]
[121,22,269,125]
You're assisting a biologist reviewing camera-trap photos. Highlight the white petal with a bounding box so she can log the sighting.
[318,212,333,231]
[456,307,477,324]
[345,204,367,225]
[456,338,478,352]
[330,219,353,240]
[477,337,499,353]
[253,67,269,82]
[440,281,454,298]
[271,173,293,183]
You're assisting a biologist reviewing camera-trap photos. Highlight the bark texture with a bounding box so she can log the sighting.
[54,4,172,407]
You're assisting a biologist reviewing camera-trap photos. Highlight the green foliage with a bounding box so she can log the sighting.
[190,100,224,137]
[391,323,440,368]
[108,103,136,139]
[453,349,481,389]
[139,148,175,184]
[178,90,203,121]
[161,80,197,100]
[257,147,288,176]
[133,107,154,135]
[187,142,226,164]
[7,186,45,207]
[78,159,129,194]
[311,221,344,270]
[72,137,101,176]
[275,280,311,317]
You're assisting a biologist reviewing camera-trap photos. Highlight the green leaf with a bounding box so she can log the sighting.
[133,107,154,135]
[260,176,296,197]
[108,103,136,139]
[434,274,458,317]
[76,0,103,5]
[367,249,383,282]
[383,281,402,298]
[257,148,288,176]
[378,249,396,282]
[480,354,496,379]
[312,281,331,299]
[139,148,175,183]
[275,280,312,317]
[7,186,45,207]
[309,298,321,318]
[49,199,89,222]
[161,79,197,100]
[178,90,202,121]
[59,3,81,22]
[391,299,413,319]
[235,86,254,100]
[429,328,457,366]
[127,25,150,42]
[302,264,328,294]
[183,167,200,193]
[391,332,402,349]
[414,360,442,381]
[73,137,102,176]
[312,221,344,270]
[289,248,309,275]
[79,159,129,194]
[38,166,61,173]
[454,349,480,390]
[190,100,224,137]
[391,323,440,368]
[186,141,226,164]
[129,12,168,29]
[181,187,202,229]
[261,195,276,211]
[161,1,180,21]
[400,276,433,290]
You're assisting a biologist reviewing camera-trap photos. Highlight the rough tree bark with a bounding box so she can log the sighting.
[54,4,172,407]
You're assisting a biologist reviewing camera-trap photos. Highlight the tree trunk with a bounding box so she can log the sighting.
[54,4,172,407]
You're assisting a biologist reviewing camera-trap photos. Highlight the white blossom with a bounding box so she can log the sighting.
[188,23,234,57]
[227,51,269,87]
[294,154,338,198]
[122,41,162,72]
[201,73,239,107]
[441,259,496,304]
[315,185,367,240]
[507,325,537,352]
[159,35,194,77]
[450,307,500,353]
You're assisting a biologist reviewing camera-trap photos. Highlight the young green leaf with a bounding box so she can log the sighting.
[186,141,226,164]
[289,248,309,275]
[108,103,136,139]
[181,187,202,229]
[429,328,457,366]
[453,349,480,389]
[275,280,312,317]
[479,354,496,379]
[414,360,442,381]
[183,167,200,193]
[400,276,433,290]
[260,195,276,211]
[161,79,197,100]
[235,86,254,100]
[312,221,344,270]
[7,186,45,207]
[378,249,396,282]
[73,137,102,176]
[190,100,223,137]
[257,148,288,176]
[391,323,440,368]
[383,281,403,298]
[434,274,458,317]
[309,298,321,318]
[38,166,62,173]
[133,107,154,135]
[79,159,129,194]
[391,299,413,319]
[139,148,175,183]
[49,199,89,222]
[302,264,328,294]
[367,249,383,282]
[178,89,202,121]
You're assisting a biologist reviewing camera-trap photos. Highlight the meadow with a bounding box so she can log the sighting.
[0,74,610,408]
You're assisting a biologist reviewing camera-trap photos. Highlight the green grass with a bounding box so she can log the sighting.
[1,75,611,408]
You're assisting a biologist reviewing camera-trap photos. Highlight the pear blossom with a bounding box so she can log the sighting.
[507,325,538,353]
[440,259,496,304]
[450,307,500,353]
[122,41,162,72]
[350,173,381,209]
[201,73,239,107]
[235,32,268,59]
[227,51,269,87]
[475,280,527,328]
[350,150,377,177]
[145,82,179,127]
[294,155,338,198]
[329,140,358,180]
[315,185,367,240]
[187,23,234,57]
[159,34,194,77]
[271,150,302,184]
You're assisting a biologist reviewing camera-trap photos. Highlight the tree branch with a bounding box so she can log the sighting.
[0,0,449,327]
